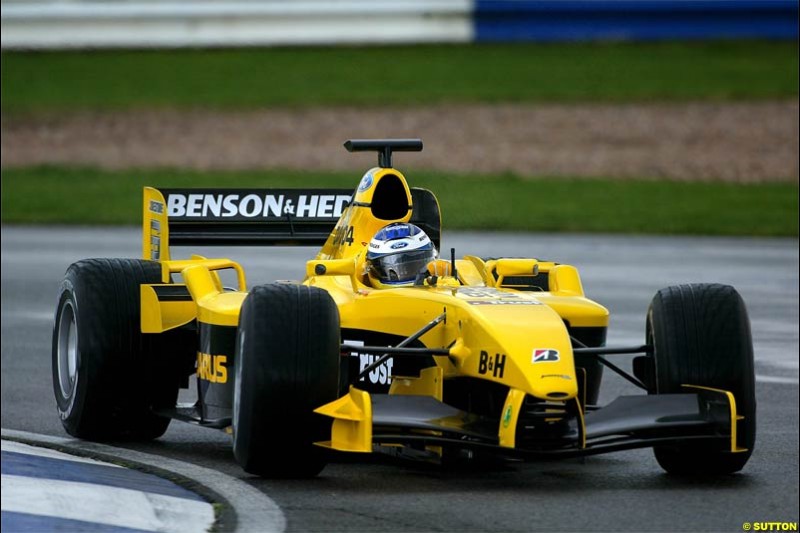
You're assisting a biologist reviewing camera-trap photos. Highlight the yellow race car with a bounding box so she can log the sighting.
[52,139,756,478]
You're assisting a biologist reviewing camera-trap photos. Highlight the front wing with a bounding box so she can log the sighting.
[315,386,746,460]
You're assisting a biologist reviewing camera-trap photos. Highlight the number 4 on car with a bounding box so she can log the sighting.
[52,139,756,477]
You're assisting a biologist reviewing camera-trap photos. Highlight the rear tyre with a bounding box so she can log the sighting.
[233,284,340,478]
[52,259,187,440]
[647,283,756,474]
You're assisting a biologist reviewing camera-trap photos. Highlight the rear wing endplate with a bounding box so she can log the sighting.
[143,186,441,261]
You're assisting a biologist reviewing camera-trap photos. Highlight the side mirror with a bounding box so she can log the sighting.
[306,258,356,278]
[306,258,360,292]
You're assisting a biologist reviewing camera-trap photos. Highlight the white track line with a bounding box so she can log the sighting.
[2,440,123,467]
[2,474,214,533]
[0,310,54,323]
[756,375,799,385]
[1,429,287,533]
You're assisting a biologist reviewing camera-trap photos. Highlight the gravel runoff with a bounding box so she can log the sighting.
[2,101,797,183]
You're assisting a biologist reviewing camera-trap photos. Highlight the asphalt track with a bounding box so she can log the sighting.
[2,226,798,532]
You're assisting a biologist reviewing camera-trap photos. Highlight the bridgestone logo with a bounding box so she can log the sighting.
[164,190,352,221]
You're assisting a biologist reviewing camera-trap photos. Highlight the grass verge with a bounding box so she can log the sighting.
[2,166,796,236]
[2,41,797,113]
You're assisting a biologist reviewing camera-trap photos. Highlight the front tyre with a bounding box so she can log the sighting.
[233,284,340,478]
[52,259,184,440]
[647,283,756,474]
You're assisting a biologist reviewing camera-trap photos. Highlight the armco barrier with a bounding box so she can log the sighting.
[0,1,472,49]
[474,0,799,42]
[1,0,797,49]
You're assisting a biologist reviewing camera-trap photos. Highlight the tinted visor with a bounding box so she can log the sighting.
[369,249,436,283]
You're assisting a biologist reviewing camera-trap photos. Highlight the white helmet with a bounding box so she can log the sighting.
[366,223,437,288]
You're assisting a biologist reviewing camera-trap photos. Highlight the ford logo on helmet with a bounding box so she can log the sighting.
[390,241,409,250]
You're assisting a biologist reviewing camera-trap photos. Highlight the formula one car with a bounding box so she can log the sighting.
[52,139,756,477]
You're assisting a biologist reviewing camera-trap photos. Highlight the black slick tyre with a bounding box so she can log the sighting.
[52,258,187,440]
[233,284,340,478]
[647,283,756,474]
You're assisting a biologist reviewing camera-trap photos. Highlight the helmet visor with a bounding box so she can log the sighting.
[369,249,436,284]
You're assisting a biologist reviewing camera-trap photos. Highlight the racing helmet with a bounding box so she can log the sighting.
[366,223,437,288]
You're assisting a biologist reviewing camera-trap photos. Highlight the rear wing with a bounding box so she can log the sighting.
[143,187,440,261]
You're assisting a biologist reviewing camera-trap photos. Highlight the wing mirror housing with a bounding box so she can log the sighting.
[306,258,359,291]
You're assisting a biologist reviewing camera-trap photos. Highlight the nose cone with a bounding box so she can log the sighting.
[518,335,579,401]
[462,297,579,401]
[529,353,579,400]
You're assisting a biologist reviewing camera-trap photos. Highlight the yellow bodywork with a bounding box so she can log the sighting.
[314,387,373,453]
[143,187,171,262]
[141,188,248,332]
[307,168,605,453]
[139,170,611,454]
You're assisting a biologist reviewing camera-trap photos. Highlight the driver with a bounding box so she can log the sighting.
[365,223,437,288]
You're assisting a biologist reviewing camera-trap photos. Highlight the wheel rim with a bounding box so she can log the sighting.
[57,301,78,399]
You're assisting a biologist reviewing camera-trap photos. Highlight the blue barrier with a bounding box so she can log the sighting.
[2,0,798,49]
[475,1,799,41]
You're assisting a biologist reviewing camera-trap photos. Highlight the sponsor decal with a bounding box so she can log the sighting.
[149,238,161,260]
[460,287,541,305]
[164,190,351,221]
[149,219,161,260]
[469,300,540,306]
[478,350,506,379]
[502,405,513,428]
[149,199,164,214]
[345,340,393,385]
[459,287,517,298]
[390,241,409,250]
[358,172,374,192]
[540,374,572,380]
[197,353,228,383]
[359,354,393,385]
[332,225,355,247]
[532,349,560,363]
